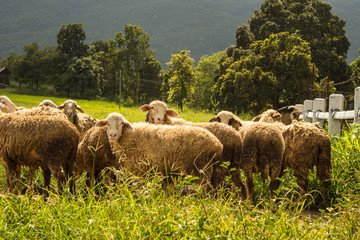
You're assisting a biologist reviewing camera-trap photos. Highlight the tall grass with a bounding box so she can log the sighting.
[0,90,359,238]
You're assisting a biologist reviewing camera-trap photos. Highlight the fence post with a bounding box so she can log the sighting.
[312,98,326,127]
[328,94,344,135]
[303,100,313,122]
[355,87,360,124]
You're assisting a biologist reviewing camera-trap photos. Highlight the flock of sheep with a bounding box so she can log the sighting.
[0,96,332,206]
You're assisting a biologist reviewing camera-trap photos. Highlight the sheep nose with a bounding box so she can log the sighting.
[110,133,117,139]
[157,118,163,123]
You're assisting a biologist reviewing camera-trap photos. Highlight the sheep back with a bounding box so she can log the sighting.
[114,123,223,185]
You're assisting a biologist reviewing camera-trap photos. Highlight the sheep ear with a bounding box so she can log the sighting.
[95,120,108,127]
[57,104,64,110]
[139,104,152,112]
[252,114,261,122]
[209,116,220,122]
[271,111,281,118]
[76,105,85,113]
[229,118,242,130]
[123,121,133,130]
[167,109,178,118]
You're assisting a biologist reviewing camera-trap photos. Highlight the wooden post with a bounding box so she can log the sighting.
[328,94,344,135]
[312,98,326,127]
[303,100,313,123]
[355,87,360,124]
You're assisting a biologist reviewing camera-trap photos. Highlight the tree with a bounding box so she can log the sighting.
[191,51,225,111]
[56,23,88,60]
[248,0,351,93]
[118,24,155,104]
[165,50,195,111]
[213,32,315,113]
[55,56,103,99]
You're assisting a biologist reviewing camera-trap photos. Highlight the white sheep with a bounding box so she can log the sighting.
[0,95,24,113]
[95,112,223,192]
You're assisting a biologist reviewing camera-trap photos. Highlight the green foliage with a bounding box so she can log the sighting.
[331,124,360,202]
[56,23,89,60]
[249,0,352,93]
[190,51,225,111]
[213,32,314,113]
[165,50,195,111]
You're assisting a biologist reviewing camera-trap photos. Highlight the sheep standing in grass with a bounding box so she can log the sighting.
[57,99,97,132]
[140,100,246,197]
[210,111,285,204]
[0,113,79,195]
[75,125,116,189]
[96,113,223,192]
[38,99,58,108]
[12,106,69,193]
[251,109,332,206]
[0,95,24,113]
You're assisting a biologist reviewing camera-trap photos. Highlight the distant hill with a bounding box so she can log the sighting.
[0,0,359,68]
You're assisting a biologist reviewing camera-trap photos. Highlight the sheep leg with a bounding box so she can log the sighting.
[42,167,51,197]
[14,164,23,195]
[25,166,37,195]
[231,169,246,200]
[316,166,331,207]
[63,161,75,194]
[48,164,65,193]
[244,171,254,205]
[295,173,308,198]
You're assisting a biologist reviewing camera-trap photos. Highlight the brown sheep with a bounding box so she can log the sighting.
[57,99,97,132]
[140,100,246,197]
[12,106,69,193]
[0,114,79,195]
[0,95,24,113]
[96,113,223,192]
[75,125,116,189]
[210,111,285,204]
[254,113,332,206]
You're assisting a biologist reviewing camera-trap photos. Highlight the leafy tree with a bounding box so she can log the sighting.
[118,24,155,104]
[56,23,88,60]
[350,51,360,86]
[139,57,163,103]
[165,50,195,111]
[213,32,315,113]
[248,0,351,93]
[191,51,225,111]
[55,56,103,99]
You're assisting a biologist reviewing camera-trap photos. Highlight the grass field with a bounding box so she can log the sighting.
[0,87,359,239]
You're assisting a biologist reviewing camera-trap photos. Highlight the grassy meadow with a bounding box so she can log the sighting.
[0,87,360,239]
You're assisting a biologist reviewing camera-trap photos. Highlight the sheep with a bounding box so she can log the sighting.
[57,99,97,133]
[252,106,301,125]
[95,112,223,192]
[210,111,285,204]
[75,125,116,189]
[0,113,79,195]
[38,99,58,108]
[251,111,332,206]
[140,100,246,198]
[0,95,24,113]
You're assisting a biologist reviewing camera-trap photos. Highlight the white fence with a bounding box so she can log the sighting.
[296,87,360,135]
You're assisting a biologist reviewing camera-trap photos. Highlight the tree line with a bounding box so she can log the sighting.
[2,0,360,114]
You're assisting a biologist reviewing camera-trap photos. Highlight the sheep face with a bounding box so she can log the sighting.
[277,106,301,125]
[57,100,84,122]
[96,112,133,142]
[139,100,178,124]
[38,99,57,108]
[210,111,242,130]
[0,96,17,113]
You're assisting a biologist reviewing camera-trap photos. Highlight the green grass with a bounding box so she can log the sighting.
[0,89,360,239]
